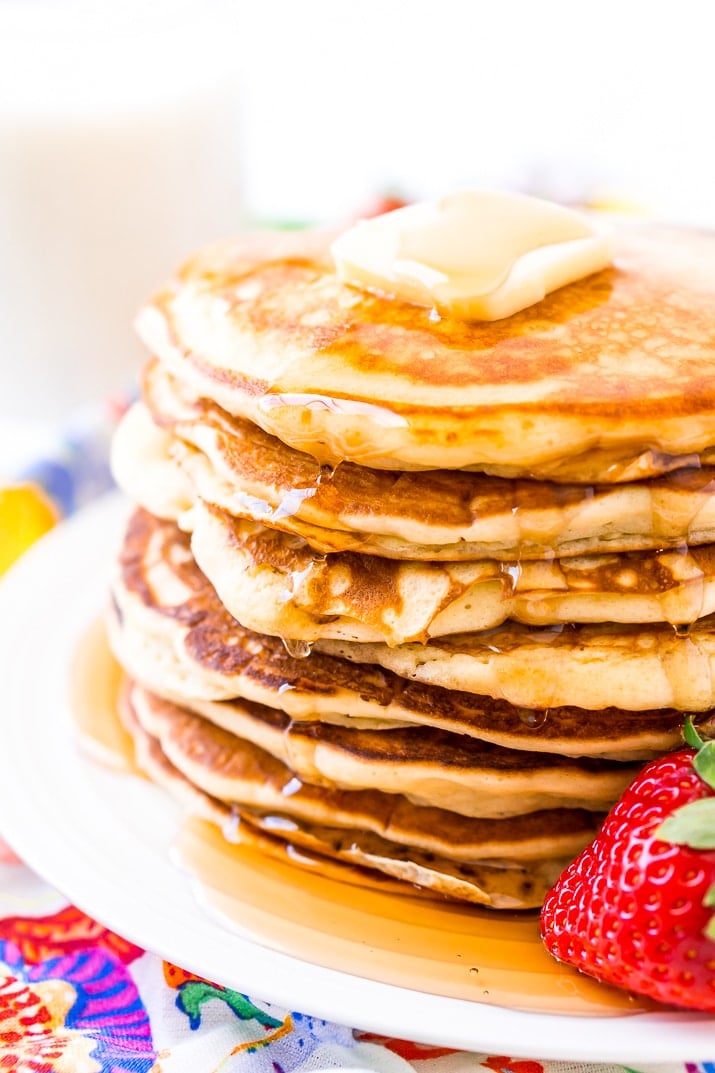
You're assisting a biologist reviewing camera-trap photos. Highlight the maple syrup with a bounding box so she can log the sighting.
[172,816,651,1016]
[70,615,137,773]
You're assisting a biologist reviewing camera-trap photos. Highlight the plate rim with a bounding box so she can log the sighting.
[0,493,712,1063]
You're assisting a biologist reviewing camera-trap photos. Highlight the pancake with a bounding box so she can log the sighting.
[186,499,715,645]
[135,224,715,480]
[317,615,715,714]
[129,682,638,818]
[121,682,599,908]
[112,369,715,562]
[109,508,712,758]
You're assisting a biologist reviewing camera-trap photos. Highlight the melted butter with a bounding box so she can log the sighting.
[271,485,319,522]
[331,189,612,321]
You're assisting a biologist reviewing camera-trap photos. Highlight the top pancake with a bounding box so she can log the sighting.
[136,224,715,480]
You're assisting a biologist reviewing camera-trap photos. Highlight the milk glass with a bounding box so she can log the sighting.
[0,0,242,421]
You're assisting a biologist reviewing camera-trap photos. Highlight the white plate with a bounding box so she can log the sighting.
[0,494,712,1063]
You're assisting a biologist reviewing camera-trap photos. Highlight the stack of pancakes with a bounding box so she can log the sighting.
[109,223,715,910]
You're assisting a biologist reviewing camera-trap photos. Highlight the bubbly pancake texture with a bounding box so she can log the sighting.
[136,224,715,479]
[113,371,715,561]
[108,508,712,759]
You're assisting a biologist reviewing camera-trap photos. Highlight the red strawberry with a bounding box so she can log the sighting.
[540,718,715,1011]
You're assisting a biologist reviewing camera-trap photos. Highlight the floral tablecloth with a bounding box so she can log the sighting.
[0,405,712,1073]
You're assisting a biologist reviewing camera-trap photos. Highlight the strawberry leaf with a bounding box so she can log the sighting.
[656,798,715,848]
[693,739,715,792]
[705,883,715,908]
[684,716,705,749]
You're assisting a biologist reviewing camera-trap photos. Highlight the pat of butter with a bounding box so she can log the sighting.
[331,190,613,321]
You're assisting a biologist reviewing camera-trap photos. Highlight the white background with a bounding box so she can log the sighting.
[232,0,715,227]
[4,0,713,227]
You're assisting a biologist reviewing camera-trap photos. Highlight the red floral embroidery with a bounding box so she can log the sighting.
[162,961,214,989]
[356,1031,459,1060]
[0,906,143,965]
[483,1055,545,1073]
[0,973,93,1071]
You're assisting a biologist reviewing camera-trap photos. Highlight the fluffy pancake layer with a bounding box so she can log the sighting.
[135,225,715,479]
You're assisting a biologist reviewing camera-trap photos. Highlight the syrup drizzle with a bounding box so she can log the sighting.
[281,637,313,659]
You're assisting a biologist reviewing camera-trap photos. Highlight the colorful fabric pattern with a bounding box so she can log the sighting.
[1,837,709,1073]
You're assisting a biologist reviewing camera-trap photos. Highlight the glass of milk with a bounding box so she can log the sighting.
[0,0,243,421]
